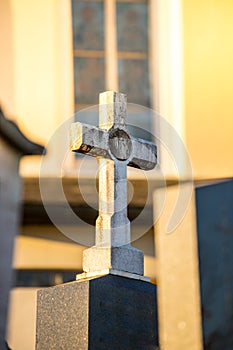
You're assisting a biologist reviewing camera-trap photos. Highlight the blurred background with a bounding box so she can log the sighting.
[0,0,232,349]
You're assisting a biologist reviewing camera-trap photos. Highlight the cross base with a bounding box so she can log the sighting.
[82,245,144,276]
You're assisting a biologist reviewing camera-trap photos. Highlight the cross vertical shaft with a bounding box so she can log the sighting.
[96,92,130,247]
[96,157,114,246]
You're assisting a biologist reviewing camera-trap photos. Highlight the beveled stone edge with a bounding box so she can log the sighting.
[76,269,150,282]
[83,245,144,276]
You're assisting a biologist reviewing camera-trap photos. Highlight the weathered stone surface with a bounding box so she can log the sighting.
[37,92,158,349]
[36,275,158,350]
[83,245,144,275]
[69,91,157,276]
[69,94,157,171]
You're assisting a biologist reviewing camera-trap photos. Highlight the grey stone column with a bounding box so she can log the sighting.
[0,140,21,349]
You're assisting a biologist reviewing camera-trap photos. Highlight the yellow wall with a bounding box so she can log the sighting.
[183,0,233,179]
[10,0,74,142]
[0,0,74,176]
[0,0,15,116]
[2,0,233,179]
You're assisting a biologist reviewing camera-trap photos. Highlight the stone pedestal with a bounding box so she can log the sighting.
[36,275,158,350]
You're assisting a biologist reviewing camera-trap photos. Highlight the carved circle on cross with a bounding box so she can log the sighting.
[108,128,132,161]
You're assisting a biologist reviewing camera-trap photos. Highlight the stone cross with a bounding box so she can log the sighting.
[70,91,157,277]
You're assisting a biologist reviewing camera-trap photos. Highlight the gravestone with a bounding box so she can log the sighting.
[195,180,233,350]
[153,184,203,350]
[0,107,44,350]
[36,91,158,349]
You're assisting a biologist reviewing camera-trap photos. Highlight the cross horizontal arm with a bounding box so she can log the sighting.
[129,137,157,171]
[70,122,110,158]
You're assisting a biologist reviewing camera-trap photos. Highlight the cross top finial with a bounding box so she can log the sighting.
[69,91,157,277]
[100,91,131,162]
[99,91,127,130]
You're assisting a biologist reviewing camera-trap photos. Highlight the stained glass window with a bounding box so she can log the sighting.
[72,1,105,51]
[74,57,105,105]
[72,0,151,111]
[72,1,105,106]
[117,1,150,107]
[117,2,148,53]
[118,58,150,106]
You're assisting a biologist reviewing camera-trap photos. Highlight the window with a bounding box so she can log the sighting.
[117,1,150,106]
[72,1,105,107]
[72,0,151,110]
